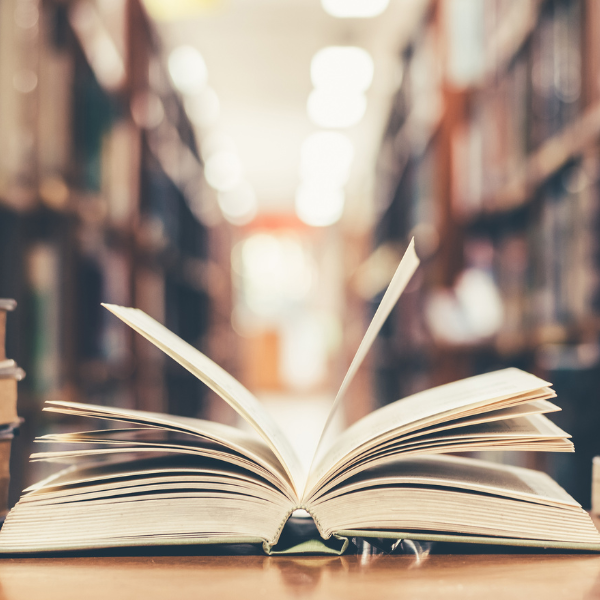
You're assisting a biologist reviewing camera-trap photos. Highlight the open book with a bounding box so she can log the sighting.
[1,241,599,554]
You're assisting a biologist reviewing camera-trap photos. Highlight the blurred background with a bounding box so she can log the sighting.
[1,0,600,508]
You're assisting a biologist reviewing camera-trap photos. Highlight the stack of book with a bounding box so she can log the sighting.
[593,457,600,516]
[0,300,24,522]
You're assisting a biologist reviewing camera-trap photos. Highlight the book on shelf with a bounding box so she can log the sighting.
[0,299,16,360]
[0,241,599,555]
[593,457,600,516]
[0,360,24,427]
[0,299,24,425]
[0,300,25,522]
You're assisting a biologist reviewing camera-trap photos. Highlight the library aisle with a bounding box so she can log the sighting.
[2,0,600,556]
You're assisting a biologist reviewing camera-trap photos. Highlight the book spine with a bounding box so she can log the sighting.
[0,311,5,362]
[593,457,600,516]
[0,301,19,519]
[0,300,16,362]
[0,301,20,423]
[0,380,18,426]
[0,439,11,521]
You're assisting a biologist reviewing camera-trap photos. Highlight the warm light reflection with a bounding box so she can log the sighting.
[12,70,37,93]
[130,91,164,129]
[311,46,374,93]
[425,268,504,344]
[280,315,328,390]
[295,184,344,227]
[234,233,314,317]
[307,89,367,128]
[321,0,389,18]
[218,181,257,225]
[300,131,354,188]
[142,0,220,21]
[184,86,220,128]
[200,131,237,161]
[69,0,125,91]
[14,0,39,28]
[168,45,208,95]
[204,150,243,191]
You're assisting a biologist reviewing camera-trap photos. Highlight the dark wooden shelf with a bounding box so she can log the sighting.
[461,102,600,221]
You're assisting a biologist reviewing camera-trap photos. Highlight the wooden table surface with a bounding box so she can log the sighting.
[0,551,598,599]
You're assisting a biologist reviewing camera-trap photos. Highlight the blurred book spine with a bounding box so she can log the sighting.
[27,244,61,397]
[0,0,223,495]
[0,300,17,361]
[593,456,600,515]
[0,301,24,521]
[372,0,600,502]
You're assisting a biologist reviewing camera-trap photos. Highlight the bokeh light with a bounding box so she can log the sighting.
[184,86,220,128]
[307,89,367,128]
[204,150,243,191]
[168,45,208,95]
[321,0,389,18]
[300,131,354,188]
[217,181,258,225]
[295,184,345,227]
[311,46,374,93]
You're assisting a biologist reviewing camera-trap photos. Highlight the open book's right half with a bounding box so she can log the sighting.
[0,242,599,554]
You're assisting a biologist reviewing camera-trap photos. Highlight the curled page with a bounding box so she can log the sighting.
[102,304,305,498]
[307,239,420,493]
[305,369,554,497]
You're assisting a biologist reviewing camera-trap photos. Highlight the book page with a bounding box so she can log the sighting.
[25,454,279,493]
[307,239,420,491]
[321,398,561,471]
[0,457,292,552]
[337,412,571,469]
[309,456,600,546]
[103,305,306,497]
[309,410,572,500]
[305,368,551,496]
[39,401,298,499]
[314,454,581,508]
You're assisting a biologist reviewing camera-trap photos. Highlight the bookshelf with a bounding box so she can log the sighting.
[0,0,224,504]
[371,0,600,505]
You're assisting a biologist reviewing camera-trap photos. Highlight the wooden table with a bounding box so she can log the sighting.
[0,551,599,599]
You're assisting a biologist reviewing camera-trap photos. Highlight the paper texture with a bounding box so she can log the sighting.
[102,304,305,496]
[308,239,420,491]
[39,401,296,500]
[306,368,551,495]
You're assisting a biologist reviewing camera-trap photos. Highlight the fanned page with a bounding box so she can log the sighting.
[102,304,305,497]
[305,368,554,497]
[308,455,600,547]
[37,400,297,500]
[308,239,420,488]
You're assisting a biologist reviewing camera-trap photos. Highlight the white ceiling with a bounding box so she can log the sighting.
[156,0,428,217]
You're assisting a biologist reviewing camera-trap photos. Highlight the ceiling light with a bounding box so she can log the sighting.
[204,151,242,191]
[200,131,237,161]
[307,89,367,128]
[236,233,314,315]
[321,0,389,18]
[218,182,257,225]
[295,184,344,227]
[168,45,208,95]
[311,46,374,93]
[300,131,354,187]
[184,87,220,128]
